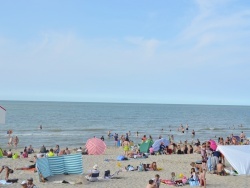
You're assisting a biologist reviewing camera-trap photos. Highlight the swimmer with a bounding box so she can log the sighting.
[192,130,195,137]
[39,125,42,130]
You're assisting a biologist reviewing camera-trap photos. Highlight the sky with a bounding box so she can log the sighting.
[0,0,250,105]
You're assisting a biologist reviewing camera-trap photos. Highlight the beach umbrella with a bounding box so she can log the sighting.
[152,138,170,152]
[86,138,106,155]
[233,136,240,143]
[209,139,217,151]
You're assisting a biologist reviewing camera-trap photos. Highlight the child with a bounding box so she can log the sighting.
[171,172,175,182]
[154,174,160,188]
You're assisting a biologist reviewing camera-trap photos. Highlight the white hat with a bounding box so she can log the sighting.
[93,164,98,169]
[21,180,27,185]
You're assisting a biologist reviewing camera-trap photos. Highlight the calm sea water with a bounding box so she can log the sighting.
[0,101,250,149]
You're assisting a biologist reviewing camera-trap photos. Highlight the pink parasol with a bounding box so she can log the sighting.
[209,139,217,151]
[86,138,106,155]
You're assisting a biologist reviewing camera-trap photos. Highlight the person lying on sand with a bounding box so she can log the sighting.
[0,166,14,180]
[15,156,37,171]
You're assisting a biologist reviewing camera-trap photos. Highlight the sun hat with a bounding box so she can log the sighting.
[21,180,27,185]
[93,164,98,169]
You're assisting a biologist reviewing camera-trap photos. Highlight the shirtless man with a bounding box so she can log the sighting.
[217,160,225,176]
[146,179,156,188]
[240,131,245,143]
[13,136,19,147]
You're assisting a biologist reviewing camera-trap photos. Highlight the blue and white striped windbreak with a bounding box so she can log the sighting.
[36,153,83,178]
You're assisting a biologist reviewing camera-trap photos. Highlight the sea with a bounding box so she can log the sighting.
[0,101,250,149]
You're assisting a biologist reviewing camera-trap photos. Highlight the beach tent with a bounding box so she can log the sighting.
[152,138,170,152]
[0,106,6,124]
[139,139,154,153]
[217,145,250,175]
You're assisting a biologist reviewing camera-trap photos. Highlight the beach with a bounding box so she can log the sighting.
[1,146,250,188]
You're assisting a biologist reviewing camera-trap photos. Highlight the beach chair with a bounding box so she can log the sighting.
[104,170,122,179]
[85,172,100,182]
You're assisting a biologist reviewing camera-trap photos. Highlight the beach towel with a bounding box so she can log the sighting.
[0,180,12,185]
[117,155,125,161]
[161,179,175,185]
[36,153,83,178]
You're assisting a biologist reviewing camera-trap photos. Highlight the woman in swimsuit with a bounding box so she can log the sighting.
[122,138,130,157]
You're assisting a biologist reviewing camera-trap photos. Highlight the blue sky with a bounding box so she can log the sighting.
[0,0,250,105]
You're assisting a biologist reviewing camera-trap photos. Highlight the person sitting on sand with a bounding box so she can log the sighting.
[0,166,14,180]
[22,149,29,158]
[27,145,34,154]
[48,148,55,157]
[149,146,155,155]
[21,180,28,188]
[54,145,60,155]
[217,160,226,176]
[176,145,182,154]
[188,145,193,154]
[146,179,155,188]
[27,177,37,188]
[159,142,165,154]
[85,164,100,181]
[189,168,198,182]
[190,162,202,173]
[58,150,66,156]
[65,147,71,155]
[7,149,13,158]
[40,145,47,153]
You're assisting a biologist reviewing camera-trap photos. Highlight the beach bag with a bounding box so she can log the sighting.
[7,179,18,183]
[138,163,144,172]
[12,153,19,159]
[189,180,199,186]
[128,166,134,171]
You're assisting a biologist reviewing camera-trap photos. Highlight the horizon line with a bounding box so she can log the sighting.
[0,99,249,107]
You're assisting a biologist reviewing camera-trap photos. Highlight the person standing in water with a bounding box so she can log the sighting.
[13,136,19,147]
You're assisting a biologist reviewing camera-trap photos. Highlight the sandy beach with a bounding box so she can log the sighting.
[0,146,249,188]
